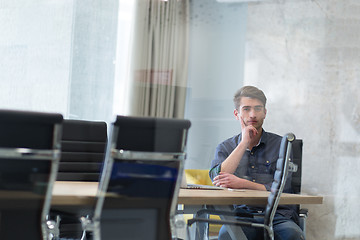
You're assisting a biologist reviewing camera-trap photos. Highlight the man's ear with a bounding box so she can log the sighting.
[234,109,240,120]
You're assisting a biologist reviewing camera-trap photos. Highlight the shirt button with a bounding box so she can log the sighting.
[251,166,255,169]
[252,179,256,182]
[250,152,254,155]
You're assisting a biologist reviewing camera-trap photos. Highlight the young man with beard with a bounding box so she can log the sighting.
[209,86,304,240]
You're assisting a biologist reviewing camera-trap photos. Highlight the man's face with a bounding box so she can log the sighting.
[234,97,267,131]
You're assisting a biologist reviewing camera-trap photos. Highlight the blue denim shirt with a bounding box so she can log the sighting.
[209,130,298,221]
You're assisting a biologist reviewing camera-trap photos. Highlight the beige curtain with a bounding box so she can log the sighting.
[129,0,190,118]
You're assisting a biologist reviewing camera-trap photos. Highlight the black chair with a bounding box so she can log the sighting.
[51,119,108,239]
[57,119,107,181]
[0,109,63,240]
[291,139,308,233]
[187,133,296,240]
[81,115,191,240]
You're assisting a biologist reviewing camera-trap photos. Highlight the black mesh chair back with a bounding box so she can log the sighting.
[291,139,303,194]
[290,139,308,232]
[0,109,62,240]
[86,115,191,240]
[113,116,190,153]
[57,119,107,181]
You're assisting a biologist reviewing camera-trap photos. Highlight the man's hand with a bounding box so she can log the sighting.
[240,117,258,147]
[212,172,249,189]
[219,116,261,174]
[213,172,266,191]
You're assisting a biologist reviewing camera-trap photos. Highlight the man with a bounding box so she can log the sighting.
[209,86,304,240]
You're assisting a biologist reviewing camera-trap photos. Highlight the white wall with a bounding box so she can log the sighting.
[0,1,74,114]
[0,0,119,125]
[67,0,118,122]
[185,0,247,169]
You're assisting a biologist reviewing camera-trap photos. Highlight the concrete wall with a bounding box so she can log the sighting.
[186,0,360,239]
[245,1,360,239]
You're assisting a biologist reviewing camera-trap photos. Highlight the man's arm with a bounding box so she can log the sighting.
[220,117,259,173]
[219,141,247,174]
[213,117,268,191]
[212,172,266,191]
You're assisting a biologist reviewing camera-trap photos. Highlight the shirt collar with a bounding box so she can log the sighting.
[260,129,268,144]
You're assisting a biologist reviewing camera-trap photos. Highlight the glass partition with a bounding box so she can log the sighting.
[1,0,360,239]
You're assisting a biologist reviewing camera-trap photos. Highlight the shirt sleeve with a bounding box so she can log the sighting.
[208,142,230,181]
[264,182,272,191]
[209,164,221,181]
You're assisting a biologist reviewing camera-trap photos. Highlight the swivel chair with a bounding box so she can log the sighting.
[51,119,108,239]
[81,115,191,240]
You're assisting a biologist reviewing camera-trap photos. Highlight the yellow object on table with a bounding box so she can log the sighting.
[185,169,213,186]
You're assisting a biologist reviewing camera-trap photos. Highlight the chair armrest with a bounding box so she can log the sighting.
[299,208,308,217]
[187,217,267,230]
[196,208,255,218]
[298,208,308,232]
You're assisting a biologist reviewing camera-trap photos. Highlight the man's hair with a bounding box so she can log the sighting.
[233,86,267,110]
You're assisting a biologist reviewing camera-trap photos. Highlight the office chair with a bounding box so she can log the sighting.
[291,139,308,233]
[0,109,63,240]
[187,133,296,240]
[50,119,108,239]
[81,115,191,240]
